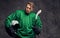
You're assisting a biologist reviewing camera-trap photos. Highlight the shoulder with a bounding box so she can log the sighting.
[15,10,25,15]
[15,10,24,13]
[30,11,36,19]
[31,11,40,19]
[31,11,36,16]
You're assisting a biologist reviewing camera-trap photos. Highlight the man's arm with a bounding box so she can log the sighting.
[5,11,18,37]
[32,16,42,35]
[36,16,42,31]
[5,13,16,28]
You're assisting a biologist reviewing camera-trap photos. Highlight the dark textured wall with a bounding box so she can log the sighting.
[0,0,60,38]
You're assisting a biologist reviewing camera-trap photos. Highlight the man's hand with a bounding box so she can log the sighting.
[32,25,41,35]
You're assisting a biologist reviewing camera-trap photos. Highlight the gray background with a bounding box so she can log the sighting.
[0,0,60,38]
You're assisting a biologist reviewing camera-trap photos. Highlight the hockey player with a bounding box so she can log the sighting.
[5,2,42,38]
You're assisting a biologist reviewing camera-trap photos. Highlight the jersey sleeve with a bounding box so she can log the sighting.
[36,16,42,31]
[5,11,17,28]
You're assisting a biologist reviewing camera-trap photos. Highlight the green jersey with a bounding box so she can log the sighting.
[5,10,42,38]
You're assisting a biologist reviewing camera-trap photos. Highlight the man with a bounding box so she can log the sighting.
[5,2,42,38]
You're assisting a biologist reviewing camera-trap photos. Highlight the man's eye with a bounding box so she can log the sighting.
[26,7,28,8]
[29,8,31,9]
[26,7,31,9]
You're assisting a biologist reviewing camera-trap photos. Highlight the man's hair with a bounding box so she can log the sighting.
[26,2,35,8]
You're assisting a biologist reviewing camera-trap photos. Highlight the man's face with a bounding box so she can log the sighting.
[25,4,33,14]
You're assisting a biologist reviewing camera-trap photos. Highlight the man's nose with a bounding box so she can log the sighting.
[27,8,29,11]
